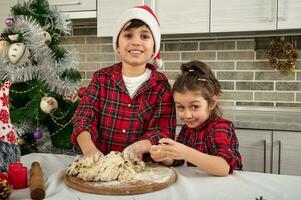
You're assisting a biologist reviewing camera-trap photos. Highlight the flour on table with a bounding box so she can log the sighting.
[65,151,145,182]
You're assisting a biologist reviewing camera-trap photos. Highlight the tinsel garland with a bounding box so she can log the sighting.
[0,16,80,96]
[266,40,298,73]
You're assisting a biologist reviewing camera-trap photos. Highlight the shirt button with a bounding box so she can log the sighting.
[128,104,131,107]
[122,129,126,133]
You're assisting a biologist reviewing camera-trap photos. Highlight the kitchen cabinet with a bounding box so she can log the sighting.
[97,0,145,37]
[237,129,301,176]
[155,0,209,34]
[0,0,18,31]
[236,129,272,173]
[278,0,301,29]
[210,0,277,32]
[272,131,301,176]
[48,0,96,19]
[211,0,301,32]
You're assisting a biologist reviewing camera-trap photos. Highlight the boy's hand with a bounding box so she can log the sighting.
[83,147,103,162]
[122,140,152,160]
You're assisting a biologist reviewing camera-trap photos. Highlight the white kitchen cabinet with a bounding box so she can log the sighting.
[272,131,301,176]
[48,0,96,19]
[0,0,18,31]
[236,129,272,173]
[211,0,277,32]
[237,129,301,176]
[155,0,209,34]
[97,0,145,37]
[278,0,301,29]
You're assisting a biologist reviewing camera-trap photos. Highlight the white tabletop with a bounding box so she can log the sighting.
[10,153,301,200]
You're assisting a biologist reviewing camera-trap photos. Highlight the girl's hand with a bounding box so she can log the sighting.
[150,145,166,162]
[158,138,189,160]
[150,145,174,165]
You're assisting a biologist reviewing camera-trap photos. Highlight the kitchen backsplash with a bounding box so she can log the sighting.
[60,19,301,109]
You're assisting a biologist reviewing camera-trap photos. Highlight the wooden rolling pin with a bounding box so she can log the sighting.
[29,162,45,200]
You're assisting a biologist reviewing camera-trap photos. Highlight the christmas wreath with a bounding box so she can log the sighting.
[267,40,298,73]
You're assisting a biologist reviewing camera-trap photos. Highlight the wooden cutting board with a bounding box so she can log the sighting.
[64,163,176,195]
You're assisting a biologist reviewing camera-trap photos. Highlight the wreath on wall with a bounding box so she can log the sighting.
[267,40,298,73]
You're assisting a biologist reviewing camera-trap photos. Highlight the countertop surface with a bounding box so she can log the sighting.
[223,107,301,132]
[177,107,301,132]
[10,153,301,200]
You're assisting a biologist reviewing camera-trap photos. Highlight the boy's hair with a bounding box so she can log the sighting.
[172,61,223,119]
[116,19,149,47]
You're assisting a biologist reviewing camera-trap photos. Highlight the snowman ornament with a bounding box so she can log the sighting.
[40,97,58,114]
[8,43,30,65]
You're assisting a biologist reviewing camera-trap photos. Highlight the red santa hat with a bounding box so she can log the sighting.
[113,5,162,68]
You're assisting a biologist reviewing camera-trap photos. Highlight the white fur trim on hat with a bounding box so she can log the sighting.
[113,6,161,67]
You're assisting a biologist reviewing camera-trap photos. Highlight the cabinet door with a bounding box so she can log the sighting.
[155,0,209,34]
[273,131,301,176]
[278,0,301,29]
[48,0,96,19]
[236,129,272,173]
[211,0,277,32]
[0,0,18,31]
[97,0,144,37]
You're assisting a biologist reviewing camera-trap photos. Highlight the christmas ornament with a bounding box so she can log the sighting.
[267,40,298,73]
[63,91,79,103]
[0,179,10,200]
[0,41,9,53]
[78,86,87,98]
[40,97,58,114]
[17,138,26,145]
[0,34,4,40]
[33,129,43,139]
[42,31,52,45]
[8,43,31,65]
[5,18,14,27]
[0,173,10,200]
[8,34,19,42]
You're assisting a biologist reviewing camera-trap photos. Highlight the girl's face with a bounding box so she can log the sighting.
[117,22,154,69]
[173,91,216,129]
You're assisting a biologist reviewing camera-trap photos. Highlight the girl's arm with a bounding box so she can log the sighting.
[159,138,230,176]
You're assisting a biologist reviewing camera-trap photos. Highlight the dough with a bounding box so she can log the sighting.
[66,151,145,182]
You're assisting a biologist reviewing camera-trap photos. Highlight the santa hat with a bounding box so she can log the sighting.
[113,5,163,68]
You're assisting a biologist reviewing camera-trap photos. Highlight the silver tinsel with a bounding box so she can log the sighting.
[0,15,79,96]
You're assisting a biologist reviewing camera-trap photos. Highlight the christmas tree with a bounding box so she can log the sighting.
[0,0,81,154]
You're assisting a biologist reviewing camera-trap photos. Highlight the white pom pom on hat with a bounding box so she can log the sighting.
[113,5,163,69]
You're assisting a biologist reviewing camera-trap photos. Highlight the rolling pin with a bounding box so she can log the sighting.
[29,162,45,200]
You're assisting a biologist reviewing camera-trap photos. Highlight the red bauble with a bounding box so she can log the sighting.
[78,86,87,98]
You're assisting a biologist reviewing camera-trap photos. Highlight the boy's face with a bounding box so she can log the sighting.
[173,91,214,129]
[117,22,154,69]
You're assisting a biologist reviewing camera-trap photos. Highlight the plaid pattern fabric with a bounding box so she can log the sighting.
[176,118,243,173]
[72,63,176,155]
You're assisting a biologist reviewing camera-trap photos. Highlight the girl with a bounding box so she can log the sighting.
[150,61,242,176]
[72,6,176,161]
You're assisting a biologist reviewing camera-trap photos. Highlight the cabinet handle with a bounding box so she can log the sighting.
[263,140,267,173]
[267,0,273,22]
[53,2,81,6]
[278,140,281,174]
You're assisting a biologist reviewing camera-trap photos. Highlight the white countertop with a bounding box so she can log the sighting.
[10,153,301,200]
